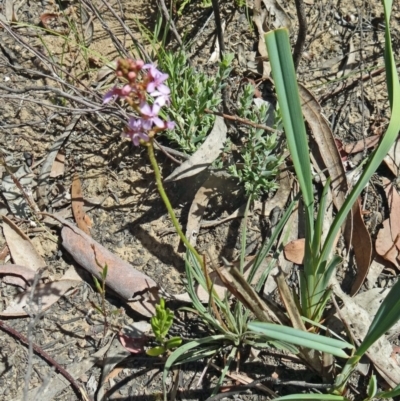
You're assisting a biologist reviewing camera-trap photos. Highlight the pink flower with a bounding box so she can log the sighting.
[125,117,151,146]
[143,65,170,97]
[140,101,165,128]
[165,120,175,130]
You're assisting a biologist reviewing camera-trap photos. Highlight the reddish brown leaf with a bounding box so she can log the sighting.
[283,238,305,265]
[376,219,400,268]
[343,135,380,155]
[50,149,66,178]
[349,199,372,296]
[59,216,159,317]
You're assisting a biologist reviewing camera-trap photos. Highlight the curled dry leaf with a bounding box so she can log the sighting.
[0,279,79,317]
[58,215,159,317]
[2,215,46,271]
[164,116,227,182]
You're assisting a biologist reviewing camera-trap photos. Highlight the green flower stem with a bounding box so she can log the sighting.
[146,140,203,267]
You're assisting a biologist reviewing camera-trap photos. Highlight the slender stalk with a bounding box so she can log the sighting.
[146,140,203,267]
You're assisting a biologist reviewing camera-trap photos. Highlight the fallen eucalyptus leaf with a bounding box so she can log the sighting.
[164,116,227,182]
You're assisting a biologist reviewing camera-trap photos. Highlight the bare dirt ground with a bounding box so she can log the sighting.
[1,0,400,400]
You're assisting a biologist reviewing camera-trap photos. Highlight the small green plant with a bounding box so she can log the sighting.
[147,298,182,356]
[91,246,123,336]
[228,83,284,198]
[157,50,233,153]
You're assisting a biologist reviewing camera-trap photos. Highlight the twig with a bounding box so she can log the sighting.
[318,63,400,103]
[0,320,89,400]
[157,0,183,47]
[293,0,308,70]
[153,139,187,164]
[204,108,279,133]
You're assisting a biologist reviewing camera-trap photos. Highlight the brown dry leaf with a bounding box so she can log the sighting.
[0,279,79,317]
[50,149,66,178]
[186,173,222,246]
[2,216,46,271]
[349,199,372,295]
[71,173,91,235]
[343,135,380,154]
[57,215,159,316]
[275,272,324,374]
[384,137,400,177]
[283,238,305,264]
[164,117,227,182]
[299,84,347,211]
[0,264,35,288]
[376,219,399,268]
[375,178,400,269]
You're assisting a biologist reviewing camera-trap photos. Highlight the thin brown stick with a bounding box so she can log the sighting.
[204,109,279,133]
[0,319,89,401]
[293,0,308,70]
[157,0,183,46]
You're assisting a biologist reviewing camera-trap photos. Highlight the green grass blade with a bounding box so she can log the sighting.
[163,335,227,400]
[248,322,353,358]
[264,29,314,233]
[271,395,348,401]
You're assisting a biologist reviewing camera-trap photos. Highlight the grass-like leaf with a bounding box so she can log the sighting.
[248,322,353,358]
